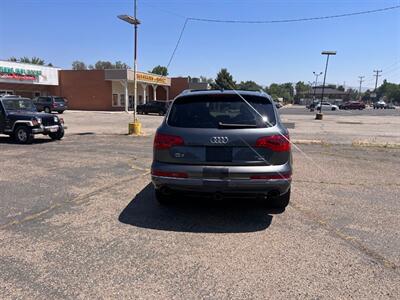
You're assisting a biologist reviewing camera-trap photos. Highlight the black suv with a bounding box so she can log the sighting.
[33,96,68,114]
[0,96,66,144]
[137,101,169,116]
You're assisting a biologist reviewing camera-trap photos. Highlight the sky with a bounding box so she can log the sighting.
[0,0,399,89]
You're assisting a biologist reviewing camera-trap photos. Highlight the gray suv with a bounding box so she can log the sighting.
[151,90,292,208]
[33,96,68,114]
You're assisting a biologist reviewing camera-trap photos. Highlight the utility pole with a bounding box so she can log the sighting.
[373,70,382,91]
[358,76,365,95]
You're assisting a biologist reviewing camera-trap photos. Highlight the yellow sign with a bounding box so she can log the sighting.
[136,72,168,85]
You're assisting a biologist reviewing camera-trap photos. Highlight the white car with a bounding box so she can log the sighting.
[316,102,339,111]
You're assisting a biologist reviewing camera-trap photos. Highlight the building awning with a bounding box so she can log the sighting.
[104,69,170,86]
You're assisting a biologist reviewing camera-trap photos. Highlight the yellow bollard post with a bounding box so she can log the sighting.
[129,120,142,135]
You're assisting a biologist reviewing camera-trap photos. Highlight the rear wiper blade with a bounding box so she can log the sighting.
[218,122,258,129]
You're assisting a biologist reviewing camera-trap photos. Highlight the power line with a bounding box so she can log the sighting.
[166,18,189,69]
[187,5,400,24]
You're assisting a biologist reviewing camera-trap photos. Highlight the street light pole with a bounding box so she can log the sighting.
[118,1,141,134]
[133,0,138,122]
[316,51,336,120]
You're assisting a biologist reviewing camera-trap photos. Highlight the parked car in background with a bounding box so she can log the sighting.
[373,100,386,109]
[306,100,320,110]
[340,101,366,110]
[0,96,66,144]
[151,90,292,209]
[385,103,396,109]
[316,102,339,111]
[137,101,169,116]
[33,96,68,114]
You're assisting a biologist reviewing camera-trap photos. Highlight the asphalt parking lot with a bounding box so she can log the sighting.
[1,108,399,299]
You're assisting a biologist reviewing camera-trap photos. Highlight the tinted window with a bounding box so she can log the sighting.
[54,97,65,103]
[40,97,51,103]
[168,94,276,128]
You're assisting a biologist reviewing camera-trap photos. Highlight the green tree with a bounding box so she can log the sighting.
[337,85,345,92]
[19,57,31,64]
[199,76,214,84]
[72,61,87,70]
[295,81,311,98]
[212,68,236,90]
[115,61,130,69]
[237,80,262,91]
[94,61,114,70]
[377,80,400,104]
[11,56,50,65]
[265,83,294,102]
[361,89,371,102]
[30,57,45,65]
[150,65,168,76]
[344,88,358,101]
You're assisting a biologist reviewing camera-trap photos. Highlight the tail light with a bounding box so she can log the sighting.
[154,133,184,150]
[151,170,188,178]
[255,134,290,152]
[250,172,292,180]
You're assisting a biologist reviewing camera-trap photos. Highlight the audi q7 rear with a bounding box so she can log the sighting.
[151,90,292,208]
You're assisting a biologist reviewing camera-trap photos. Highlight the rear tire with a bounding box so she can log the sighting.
[14,126,33,144]
[269,189,290,209]
[44,107,51,113]
[58,111,64,114]
[155,189,172,205]
[49,128,64,140]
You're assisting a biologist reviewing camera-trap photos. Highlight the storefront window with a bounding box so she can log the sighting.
[120,94,125,107]
[112,94,118,106]
[129,95,133,111]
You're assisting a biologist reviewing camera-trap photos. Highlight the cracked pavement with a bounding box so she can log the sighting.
[0,111,399,299]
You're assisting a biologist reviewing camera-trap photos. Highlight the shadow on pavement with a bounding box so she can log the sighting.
[0,136,54,144]
[119,183,282,233]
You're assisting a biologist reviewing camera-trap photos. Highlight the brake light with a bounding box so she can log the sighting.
[154,133,184,150]
[250,172,292,180]
[255,134,290,152]
[151,170,188,178]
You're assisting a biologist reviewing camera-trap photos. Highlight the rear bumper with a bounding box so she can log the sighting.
[151,161,292,196]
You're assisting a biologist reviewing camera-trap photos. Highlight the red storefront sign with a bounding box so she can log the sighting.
[0,73,37,81]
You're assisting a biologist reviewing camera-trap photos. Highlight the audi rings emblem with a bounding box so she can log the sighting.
[210,136,229,144]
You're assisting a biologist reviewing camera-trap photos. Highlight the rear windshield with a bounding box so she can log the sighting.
[54,97,66,103]
[168,94,276,128]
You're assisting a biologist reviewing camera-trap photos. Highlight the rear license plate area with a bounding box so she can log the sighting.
[206,147,232,162]
[202,167,229,180]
